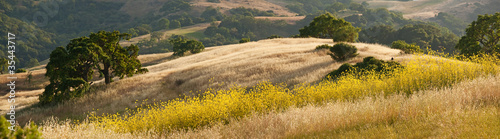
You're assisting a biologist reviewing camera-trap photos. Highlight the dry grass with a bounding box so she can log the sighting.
[165,74,500,138]
[119,22,216,47]
[6,38,402,124]
[39,72,500,139]
[192,0,297,16]
[254,16,306,24]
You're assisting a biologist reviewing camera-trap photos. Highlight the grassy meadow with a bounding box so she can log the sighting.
[2,38,499,138]
[41,48,500,138]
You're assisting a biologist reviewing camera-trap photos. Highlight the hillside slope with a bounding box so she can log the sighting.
[2,38,404,123]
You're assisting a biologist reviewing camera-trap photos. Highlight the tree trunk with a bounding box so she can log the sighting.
[103,63,111,84]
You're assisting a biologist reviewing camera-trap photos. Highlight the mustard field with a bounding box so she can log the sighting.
[89,54,499,134]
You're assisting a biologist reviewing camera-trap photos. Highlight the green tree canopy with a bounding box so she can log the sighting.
[391,40,422,54]
[169,36,205,56]
[325,56,403,80]
[40,31,148,104]
[329,43,359,61]
[299,13,360,42]
[170,20,182,29]
[158,18,170,30]
[456,13,500,56]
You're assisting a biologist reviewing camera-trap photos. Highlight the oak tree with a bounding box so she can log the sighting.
[40,31,148,104]
[299,13,360,42]
[456,12,500,56]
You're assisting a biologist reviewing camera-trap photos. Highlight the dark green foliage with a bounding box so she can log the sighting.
[207,0,221,3]
[239,38,250,43]
[299,13,360,42]
[160,0,191,15]
[285,0,352,15]
[40,31,148,105]
[170,20,182,29]
[267,35,283,39]
[325,2,346,13]
[429,12,467,36]
[135,24,153,36]
[229,7,276,17]
[396,24,458,52]
[0,13,57,68]
[329,43,359,61]
[167,12,197,27]
[158,18,170,30]
[26,58,40,68]
[201,7,224,21]
[349,2,366,12]
[315,44,332,50]
[151,31,164,42]
[326,56,403,80]
[360,24,459,53]
[90,31,148,84]
[358,25,396,45]
[137,39,172,54]
[202,15,289,46]
[5,0,130,46]
[344,8,413,28]
[170,36,205,56]
[391,40,422,54]
[0,117,42,139]
[127,28,139,37]
[326,63,354,79]
[15,69,26,73]
[456,13,500,56]
[0,58,7,74]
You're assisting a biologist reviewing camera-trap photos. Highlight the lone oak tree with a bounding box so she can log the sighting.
[40,31,148,104]
[90,31,148,84]
[299,12,360,42]
[456,12,500,56]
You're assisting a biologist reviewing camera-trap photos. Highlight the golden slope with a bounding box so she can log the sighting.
[5,38,403,124]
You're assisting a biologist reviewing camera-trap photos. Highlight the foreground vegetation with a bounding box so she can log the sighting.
[88,54,499,134]
[33,54,500,138]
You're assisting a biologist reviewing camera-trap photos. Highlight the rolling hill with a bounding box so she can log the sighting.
[0,38,404,124]
[2,37,499,138]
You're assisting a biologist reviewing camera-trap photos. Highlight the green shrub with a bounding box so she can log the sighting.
[170,37,205,56]
[239,38,250,43]
[329,43,359,61]
[326,56,403,80]
[15,69,26,73]
[391,40,422,54]
[0,116,41,139]
[315,44,332,50]
[267,35,282,39]
[207,0,221,3]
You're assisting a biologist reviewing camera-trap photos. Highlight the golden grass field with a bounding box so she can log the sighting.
[0,38,402,123]
[45,74,496,139]
[1,38,499,138]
